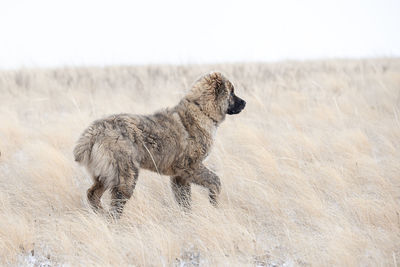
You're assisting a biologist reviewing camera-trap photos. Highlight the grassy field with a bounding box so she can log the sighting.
[0,59,399,266]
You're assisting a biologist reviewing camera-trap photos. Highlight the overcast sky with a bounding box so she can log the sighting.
[0,0,399,69]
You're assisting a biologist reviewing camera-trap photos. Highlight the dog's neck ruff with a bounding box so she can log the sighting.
[191,100,219,126]
[176,99,218,138]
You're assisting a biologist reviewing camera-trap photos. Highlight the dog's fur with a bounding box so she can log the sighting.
[73,72,246,218]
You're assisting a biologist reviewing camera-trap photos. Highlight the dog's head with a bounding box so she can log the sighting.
[187,72,246,123]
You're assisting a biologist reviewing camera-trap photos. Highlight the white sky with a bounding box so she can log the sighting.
[0,0,399,69]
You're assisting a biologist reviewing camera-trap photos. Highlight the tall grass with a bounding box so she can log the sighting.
[0,59,399,266]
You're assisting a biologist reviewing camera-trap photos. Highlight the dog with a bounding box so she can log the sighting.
[73,72,246,218]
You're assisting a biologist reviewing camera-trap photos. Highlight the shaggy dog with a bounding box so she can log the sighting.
[73,72,246,218]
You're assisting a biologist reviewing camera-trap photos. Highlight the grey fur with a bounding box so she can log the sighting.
[73,72,246,218]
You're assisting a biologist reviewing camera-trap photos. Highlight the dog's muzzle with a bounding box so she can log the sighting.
[227,96,246,115]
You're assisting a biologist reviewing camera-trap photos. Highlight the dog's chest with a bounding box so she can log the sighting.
[185,131,214,164]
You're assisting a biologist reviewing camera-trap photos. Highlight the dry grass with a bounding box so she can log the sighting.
[0,59,399,266]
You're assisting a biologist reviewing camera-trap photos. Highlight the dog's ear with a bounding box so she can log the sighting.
[208,72,225,98]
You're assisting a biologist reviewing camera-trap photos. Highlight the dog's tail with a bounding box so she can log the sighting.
[73,124,98,165]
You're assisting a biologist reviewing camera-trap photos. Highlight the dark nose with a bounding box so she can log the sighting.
[241,99,246,108]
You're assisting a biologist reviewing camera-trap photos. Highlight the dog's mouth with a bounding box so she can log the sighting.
[227,96,246,115]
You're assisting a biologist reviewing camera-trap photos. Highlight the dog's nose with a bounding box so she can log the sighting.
[241,99,246,108]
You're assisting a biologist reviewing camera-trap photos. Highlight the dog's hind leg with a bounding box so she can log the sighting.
[87,177,106,212]
[170,176,192,210]
[191,164,221,206]
[110,160,139,219]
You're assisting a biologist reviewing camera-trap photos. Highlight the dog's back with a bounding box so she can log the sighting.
[73,111,187,188]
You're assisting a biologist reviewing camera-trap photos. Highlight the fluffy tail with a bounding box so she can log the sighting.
[73,125,97,164]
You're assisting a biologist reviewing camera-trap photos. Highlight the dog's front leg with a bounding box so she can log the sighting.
[192,164,221,206]
[170,175,192,210]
